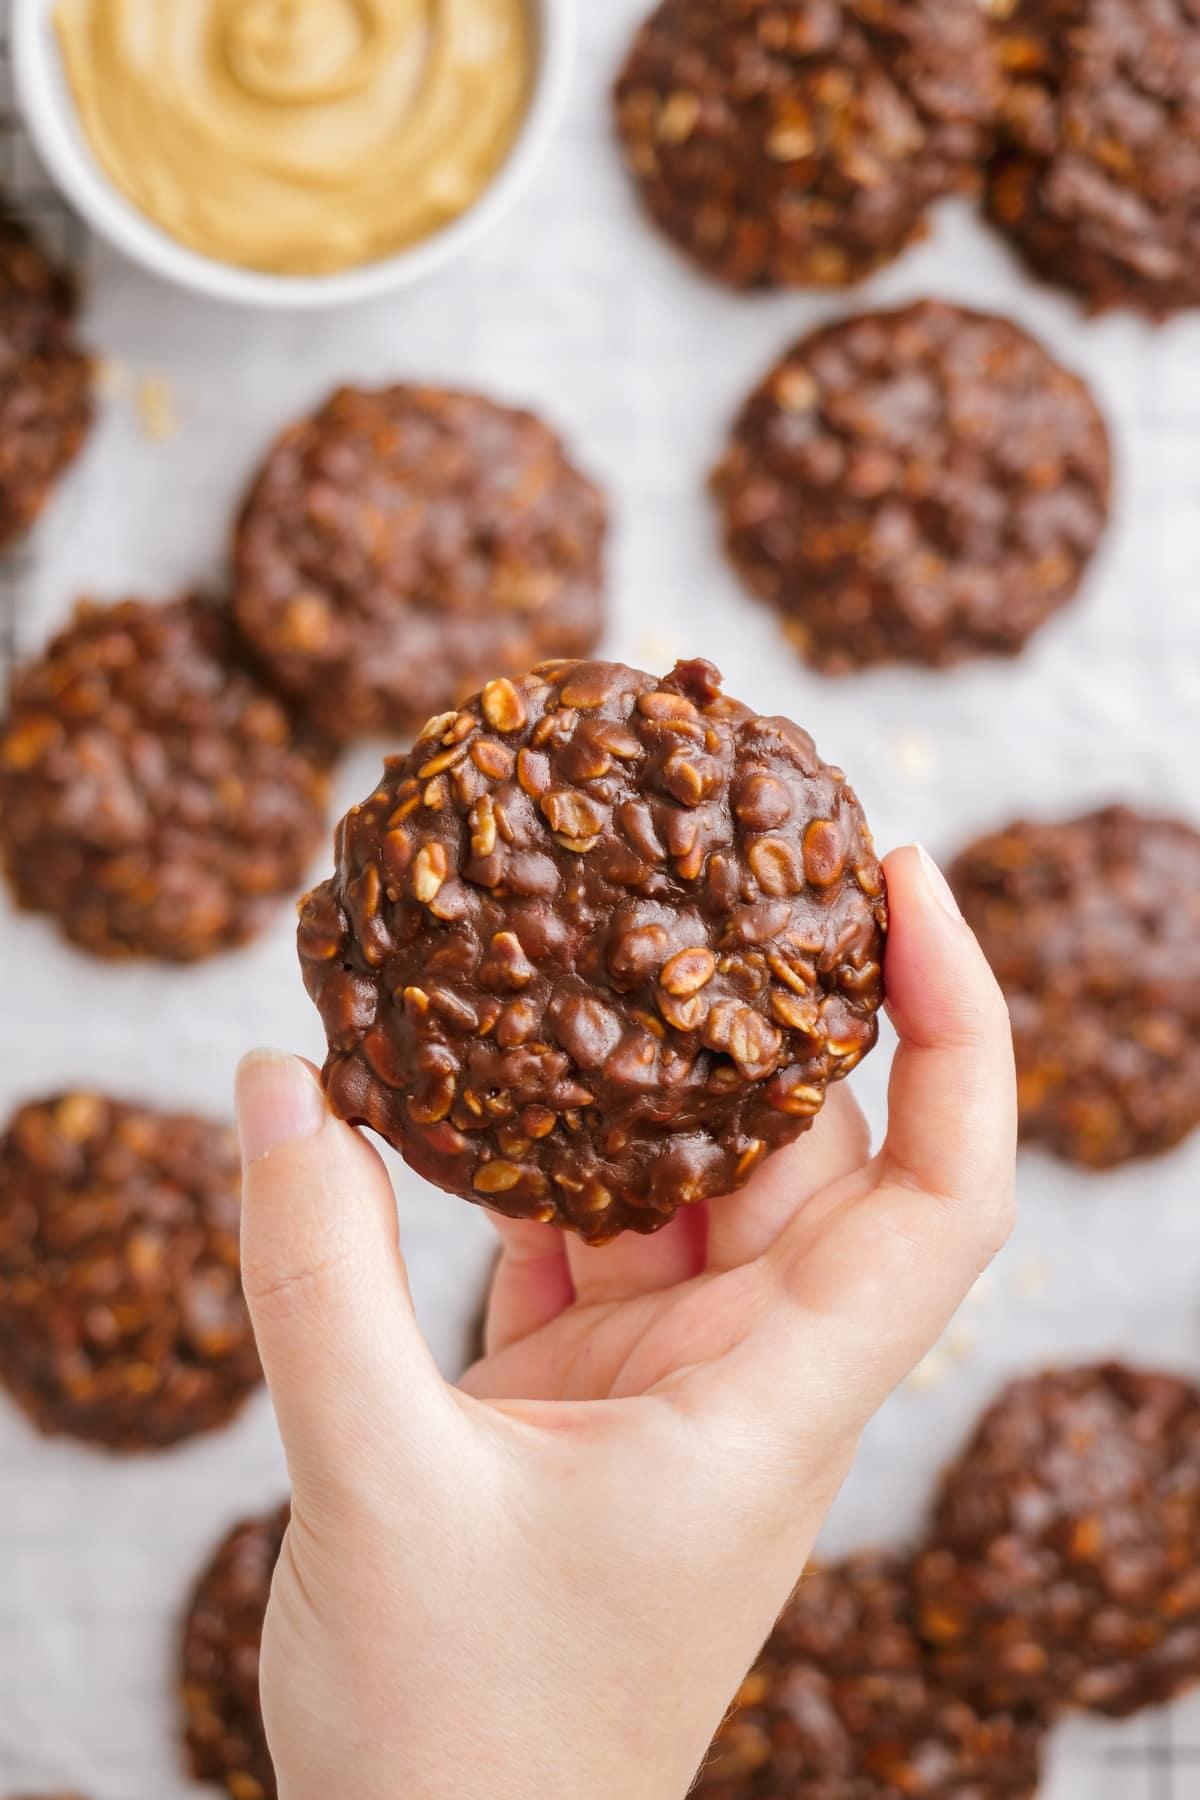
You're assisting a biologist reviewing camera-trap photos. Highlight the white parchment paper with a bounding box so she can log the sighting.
[2,4,1200,1793]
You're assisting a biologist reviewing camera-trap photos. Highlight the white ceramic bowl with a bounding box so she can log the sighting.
[13,0,575,309]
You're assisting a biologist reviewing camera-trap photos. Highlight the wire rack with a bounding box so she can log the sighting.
[2,18,1200,1800]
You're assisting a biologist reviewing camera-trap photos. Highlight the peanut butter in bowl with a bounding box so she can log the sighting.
[53,0,532,277]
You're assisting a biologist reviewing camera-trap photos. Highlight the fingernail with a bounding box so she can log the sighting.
[915,844,963,923]
[236,1049,326,1168]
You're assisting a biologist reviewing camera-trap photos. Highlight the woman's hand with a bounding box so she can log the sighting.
[236,845,1016,1800]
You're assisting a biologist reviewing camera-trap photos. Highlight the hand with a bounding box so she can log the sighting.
[236,844,1015,1800]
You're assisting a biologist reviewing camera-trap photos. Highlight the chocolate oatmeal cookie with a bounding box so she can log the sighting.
[950,807,1200,1167]
[0,1093,260,1451]
[613,0,998,290]
[698,1552,1045,1797]
[299,657,886,1242]
[712,301,1111,672]
[0,593,330,961]
[986,0,1200,317]
[0,213,92,549]
[182,1502,287,1800]
[232,385,606,745]
[916,1364,1200,1718]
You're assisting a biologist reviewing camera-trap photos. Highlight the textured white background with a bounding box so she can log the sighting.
[3,2,1200,1794]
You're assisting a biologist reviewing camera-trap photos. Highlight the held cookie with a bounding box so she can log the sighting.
[0,213,92,549]
[0,1094,260,1451]
[950,807,1200,1167]
[916,1364,1200,1719]
[182,1502,287,1800]
[712,301,1111,672]
[232,385,607,744]
[986,0,1200,318]
[0,594,331,961]
[299,657,886,1243]
[613,0,998,290]
[698,1552,1045,1798]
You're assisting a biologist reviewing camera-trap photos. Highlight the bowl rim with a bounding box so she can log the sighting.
[12,0,575,310]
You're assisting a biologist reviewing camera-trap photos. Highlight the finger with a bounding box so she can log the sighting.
[482,1217,575,1357]
[564,1201,707,1305]
[704,1082,871,1272]
[236,1049,446,1496]
[685,845,1017,1447]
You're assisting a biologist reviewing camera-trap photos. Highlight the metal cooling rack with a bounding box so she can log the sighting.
[1,18,1200,1800]
[1108,1714,1193,1800]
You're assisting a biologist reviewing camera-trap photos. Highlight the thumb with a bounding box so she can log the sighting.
[875,841,1018,1261]
[235,1049,445,1501]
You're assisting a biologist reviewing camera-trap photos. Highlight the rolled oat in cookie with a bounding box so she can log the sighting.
[712,300,1110,673]
[299,657,886,1243]
[917,1363,1200,1719]
[182,1502,287,1800]
[0,211,92,549]
[613,0,998,290]
[0,1093,260,1451]
[985,0,1200,318]
[232,384,607,745]
[697,1551,1046,1797]
[951,807,1200,1167]
[0,593,331,962]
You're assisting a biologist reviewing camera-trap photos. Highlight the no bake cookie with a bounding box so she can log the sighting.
[712,301,1110,672]
[182,1502,287,1800]
[0,594,330,961]
[0,1093,260,1451]
[986,0,1200,317]
[614,0,998,289]
[699,1551,1045,1797]
[917,1364,1200,1718]
[0,212,92,549]
[233,385,606,744]
[950,807,1200,1167]
[299,657,886,1241]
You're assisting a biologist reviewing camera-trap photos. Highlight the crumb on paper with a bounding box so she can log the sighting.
[637,630,682,667]
[907,1349,949,1392]
[136,372,181,443]
[1014,1257,1050,1300]
[891,729,937,782]
[94,355,129,399]
[944,1321,978,1364]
